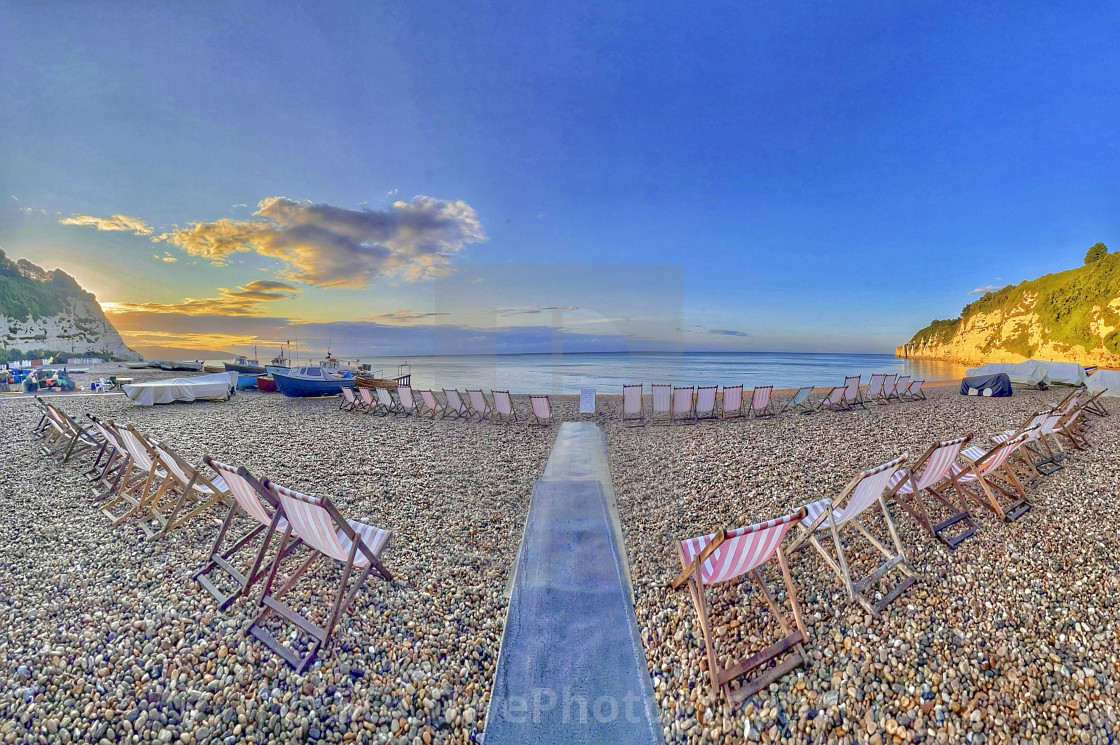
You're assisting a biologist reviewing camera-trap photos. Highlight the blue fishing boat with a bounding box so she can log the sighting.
[272,366,355,397]
[236,372,259,390]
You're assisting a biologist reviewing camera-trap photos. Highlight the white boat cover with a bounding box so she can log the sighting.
[123,372,236,406]
[966,361,1051,387]
[1033,360,1088,386]
[1087,369,1120,398]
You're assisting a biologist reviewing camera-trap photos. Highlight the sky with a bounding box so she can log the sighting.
[2,2,1118,360]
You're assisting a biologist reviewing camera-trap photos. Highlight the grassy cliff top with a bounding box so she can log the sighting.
[0,249,97,321]
[908,250,1120,354]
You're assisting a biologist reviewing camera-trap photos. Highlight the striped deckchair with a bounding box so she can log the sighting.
[339,387,359,411]
[781,386,815,415]
[880,374,898,404]
[417,390,443,418]
[888,375,910,403]
[671,386,695,424]
[85,415,131,499]
[31,396,54,438]
[195,458,293,611]
[374,387,398,416]
[670,508,808,708]
[356,387,377,413]
[99,426,168,526]
[651,384,672,425]
[951,434,1031,522]
[395,385,418,417]
[1080,387,1109,417]
[491,390,518,424]
[791,456,915,617]
[843,376,866,409]
[902,379,926,401]
[695,386,718,422]
[748,385,775,418]
[721,384,744,419]
[992,411,1053,476]
[442,389,470,419]
[622,384,645,426]
[885,436,976,550]
[817,386,849,412]
[40,403,103,463]
[250,480,393,673]
[529,394,553,426]
[865,374,887,405]
[466,389,491,421]
[142,441,232,539]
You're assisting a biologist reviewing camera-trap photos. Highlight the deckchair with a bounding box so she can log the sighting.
[85,415,131,499]
[721,384,744,419]
[100,426,168,526]
[884,436,976,549]
[817,386,849,412]
[748,386,775,418]
[992,411,1055,476]
[140,440,231,539]
[651,384,672,425]
[622,384,645,426]
[356,387,377,413]
[951,434,1031,522]
[466,389,491,421]
[491,390,518,424]
[791,456,915,616]
[1081,387,1109,417]
[31,396,55,438]
[880,374,898,404]
[843,376,866,409]
[695,386,718,422]
[865,374,887,405]
[374,387,398,416]
[417,390,443,418]
[395,385,418,417]
[442,389,470,419]
[888,375,910,403]
[1051,405,1089,452]
[339,387,359,411]
[902,379,927,401]
[781,386,815,415]
[250,480,393,673]
[40,404,102,463]
[671,386,695,424]
[529,394,553,426]
[194,458,295,610]
[670,508,808,708]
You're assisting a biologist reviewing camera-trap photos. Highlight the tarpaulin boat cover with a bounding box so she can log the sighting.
[961,373,1013,397]
[1034,360,1088,386]
[1087,369,1120,398]
[123,372,236,406]
[966,361,1050,388]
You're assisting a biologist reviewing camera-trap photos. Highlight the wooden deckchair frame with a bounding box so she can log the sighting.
[194,458,298,611]
[141,439,232,539]
[41,403,102,463]
[748,386,775,418]
[85,414,131,500]
[99,425,168,526]
[843,376,866,409]
[670,508,808,709]
[338,387,359,411]
[394,385,419,417]
[950,434,1031,522]
[417,389,443,418]
[817,386,849,412]
[370,387,396,416]
[528,394,553,426]
[355,386,377,413]
[491,390,518,424]
[671,386,695,425]
[250,480,393,673]
[902,380,927,401]
[790,456,915,617]
[466,389,491,422]
[441,389,470,419]
[695,386,719,422]
[781,386,815,415]
[721,384,745,420]
[1080,387,1109,417]
[884,436,977,550]
[888,375,910,403]
[866,374,888,405]
[622,384,645,426]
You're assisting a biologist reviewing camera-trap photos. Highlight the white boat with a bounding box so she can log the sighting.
[123,372,237,406]
[160,361,205,372]
[125,361,151,370]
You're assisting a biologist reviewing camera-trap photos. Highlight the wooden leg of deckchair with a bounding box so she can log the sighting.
[775,547,805,638]
[822,517,855,602]
[751,568,792,635]
[687,575,722,693]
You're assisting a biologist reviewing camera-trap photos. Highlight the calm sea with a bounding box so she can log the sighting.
[359,352,969,395]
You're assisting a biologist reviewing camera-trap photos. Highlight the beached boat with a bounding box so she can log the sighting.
[236,372,259,390]
[202,361,226,373]
[256,374,278,393]
[161,361,204,372]
[272,366,355,397]
[125,361,150,370]
[224,354,265,375]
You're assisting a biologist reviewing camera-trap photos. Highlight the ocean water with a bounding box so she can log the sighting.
[361,352,969,395]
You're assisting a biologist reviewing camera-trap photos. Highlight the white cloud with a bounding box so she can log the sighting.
[59,213,154,236]
[969,285,1000,295]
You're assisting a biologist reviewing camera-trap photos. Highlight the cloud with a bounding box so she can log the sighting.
[59,213,154,236]
[158,195,485,287]
[497,305,579,316]
[969,285,1000,295]
[366,308,452,324]
[154,251,178,263]
[104,280,301,316]
[708,328,749,337]
[231,203,248,209]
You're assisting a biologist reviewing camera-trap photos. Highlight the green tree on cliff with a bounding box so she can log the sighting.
[1085,242,1109,264]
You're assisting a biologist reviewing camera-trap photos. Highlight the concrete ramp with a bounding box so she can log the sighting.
[485,423,664,745]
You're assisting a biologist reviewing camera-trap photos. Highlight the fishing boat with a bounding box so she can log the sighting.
[235,372,259,390]
[125,361,150,370]
[160,361,204,372]
[224,352,265,375]
[202,361,226,373]
[256,374,278,393]
[263,345,292,376]
[272,366,355,397]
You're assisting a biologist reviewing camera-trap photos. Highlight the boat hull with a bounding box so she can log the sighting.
[265,365,290,377]
[257,375,278,393]
[225,362,266,375]
[272,371,354,397]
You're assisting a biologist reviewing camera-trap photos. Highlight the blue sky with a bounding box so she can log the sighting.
[2,2,1118,358]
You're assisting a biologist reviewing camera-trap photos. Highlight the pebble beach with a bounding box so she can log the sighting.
[1,369,1117,744]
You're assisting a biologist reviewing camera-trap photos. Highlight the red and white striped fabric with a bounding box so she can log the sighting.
[652,384,672,413]
[722,384,743,412]
[359,388,375,407]
[844,376,861,402]
[672,386,693,414]
[695,386,717,415]
[867,374,886,397]
[397,386,416,409]
[419,390,440,412]
[530,394,551,420]
[118,429,159,473]
[270,482,390,567]
[751,385,773,411]
[340,387,357,406]
[493,390,514,416]
[623,385,643,414]
[804,456,904,530]
[887,437,967,494]
[678,511,803,585]
[209,460,284,530]
[952,434,1027,482]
